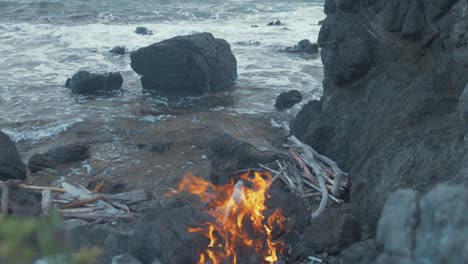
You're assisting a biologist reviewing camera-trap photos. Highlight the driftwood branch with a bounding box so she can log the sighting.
[289,149,328,219]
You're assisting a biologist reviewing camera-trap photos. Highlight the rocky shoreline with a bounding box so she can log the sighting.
[1,0,468,263]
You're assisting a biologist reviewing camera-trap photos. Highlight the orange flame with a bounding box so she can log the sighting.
[172,171,285,264]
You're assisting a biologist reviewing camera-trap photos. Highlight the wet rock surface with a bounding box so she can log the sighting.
[284,39,319,54]
[28,144,90,173]
[110,46,126,55]
[65,71,123,95]
[130,32,237,96]
[134,26,153,35]
[293,0,468,235]
[275,90,303,111]
[0,131,27,181]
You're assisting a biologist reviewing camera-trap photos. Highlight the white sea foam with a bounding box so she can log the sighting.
[1,118,83,142]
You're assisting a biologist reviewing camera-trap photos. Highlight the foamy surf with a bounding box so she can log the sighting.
[1,118,83,142]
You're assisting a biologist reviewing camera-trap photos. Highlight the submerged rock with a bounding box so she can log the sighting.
[284,39,319,54]
[130,32,237,96]
[275,90,303,111]
[110,46,126,55]
[134,26,153,35]
[65,71,123,95]
[28,144,90,173]
[267,20,282,26]
[0,131,27,181]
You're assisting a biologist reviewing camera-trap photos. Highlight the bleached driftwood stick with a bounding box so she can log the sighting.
[41,190,52,215]
[61,195,104,209]
[289,149,328,219]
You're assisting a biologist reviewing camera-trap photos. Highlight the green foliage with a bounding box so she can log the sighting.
[0,211,101,264]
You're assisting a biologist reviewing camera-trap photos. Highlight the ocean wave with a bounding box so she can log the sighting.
[1,118,83,142]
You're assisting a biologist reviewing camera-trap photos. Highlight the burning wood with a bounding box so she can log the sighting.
[169,172,286,264]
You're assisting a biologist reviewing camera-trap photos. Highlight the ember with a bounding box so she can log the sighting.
[172,171,285,264]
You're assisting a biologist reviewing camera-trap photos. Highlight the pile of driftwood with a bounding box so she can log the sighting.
[259,131,350,219]
[0,180,147,222]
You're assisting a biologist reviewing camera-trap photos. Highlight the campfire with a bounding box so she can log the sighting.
[171,171,286,264]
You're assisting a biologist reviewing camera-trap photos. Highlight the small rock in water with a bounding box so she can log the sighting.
[135,26,153,35]
[267,20,282,26]
[110,46,126,55]
[251,24,259,28]
[284,39,319,54]
[275,90,303,111]
[65,71,123,95]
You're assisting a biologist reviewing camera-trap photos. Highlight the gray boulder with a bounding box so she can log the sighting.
[65,71,123,95]
[130,32,237,96]
[0,131,27,180]
[28,144,89,173]
[343,184,468,263]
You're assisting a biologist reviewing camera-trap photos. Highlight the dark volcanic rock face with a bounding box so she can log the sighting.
[0,131,27,180]
[66,71,123,95]
[130,32,237,96]
[292,0,468,236]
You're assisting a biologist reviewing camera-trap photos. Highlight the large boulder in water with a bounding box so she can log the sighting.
[65,71,123,95]
[0,131,27,181]
[130,32,237,96]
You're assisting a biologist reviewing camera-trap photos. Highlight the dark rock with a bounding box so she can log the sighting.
[324,0,337,14]
[251,24,259,28]
[66,71,123,95]
[341,240,378,264]
[275,90,303,111]
[293,0,468,236]
[208,133,280,185]
[285,39,319,54]
[134,26,153,35]
[267,20,282,26]
[3,189,41,217]
[130,32,237,96]
[28,153,55,173]
[422,0,459,21]
[148,141,172,153]
[0,131,27,180]
[64,221,132,262]
[46,144,89,163]
[28,144,89,173]
[303,205,360,254]
[110,46,126,55]
[130,205,207,264]
[318,19,325,25]
[401,0,426,36]
[112,254,142,264]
